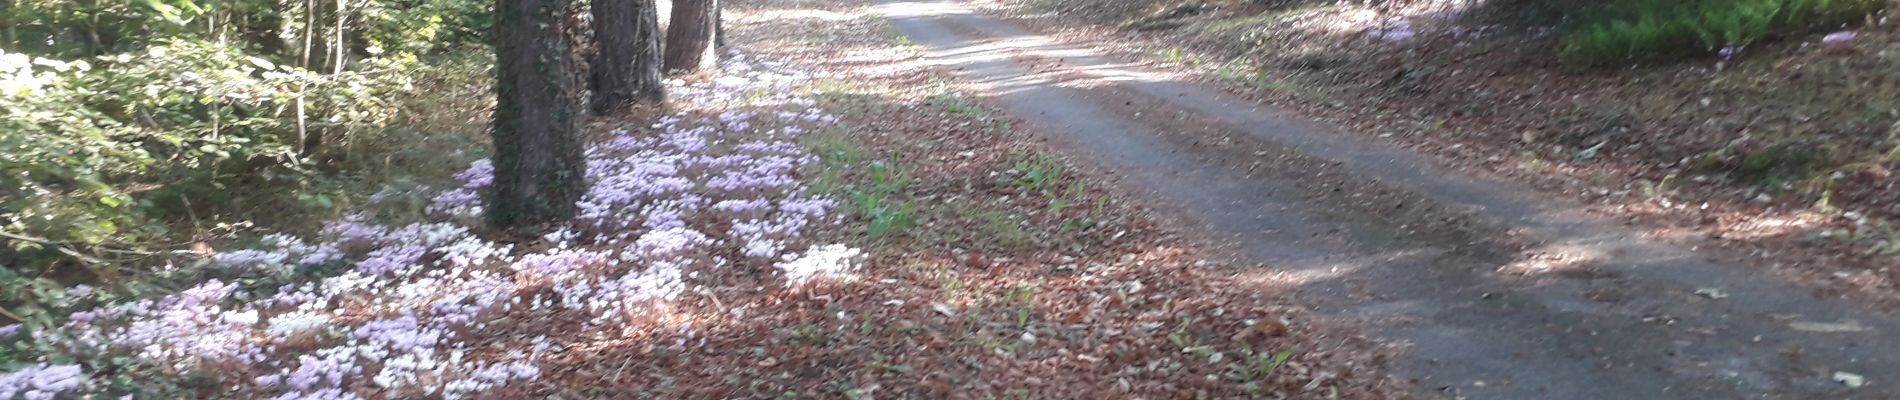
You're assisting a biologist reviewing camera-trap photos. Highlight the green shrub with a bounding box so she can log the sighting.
[1561,0,1882,63]
[0,40,491,327]
[1,51,167,260]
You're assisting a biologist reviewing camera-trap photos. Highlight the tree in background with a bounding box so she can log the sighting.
[588,0,664,114]
[662,0,717,73]
[488,0,585,231]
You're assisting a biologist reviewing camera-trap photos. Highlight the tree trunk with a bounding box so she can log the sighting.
[0,0,15,49]
[662,0,716,74]
[589,0,664,114]
[490,0,586,231]
[714,2,725,48]
[332,0,347,74]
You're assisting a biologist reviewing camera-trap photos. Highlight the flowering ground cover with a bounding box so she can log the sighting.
[0,1,1406,398]
[4,53,861,398]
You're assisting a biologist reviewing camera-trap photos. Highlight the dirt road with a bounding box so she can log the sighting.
[875,0,1900,398]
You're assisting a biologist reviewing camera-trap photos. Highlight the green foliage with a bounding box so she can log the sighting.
[1001,152,1109,234]
[1562,0,1882,63]
[1,0,491,59]
[1006,153,1067,195]
[0,0,495,344]
[0,54,160,256]
[847,153,917,238]
[366,0,495,55]
[809,134,919,238]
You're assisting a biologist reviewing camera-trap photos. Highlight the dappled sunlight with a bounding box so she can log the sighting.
[1711,211,1832,241]
[1496,243,1605,277]
[874,0,971,18]
[881,0,1181,95]
[733,8,861,23]
[1247,248,1444,287]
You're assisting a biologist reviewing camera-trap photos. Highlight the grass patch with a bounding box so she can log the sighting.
[925,90,993,120]
[1005,153,1068,195]
[977,210,1030,248]
[806,130,916,238]
[851,152,919,238]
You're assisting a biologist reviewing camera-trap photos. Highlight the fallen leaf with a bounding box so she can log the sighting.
[1834,371,1866,388]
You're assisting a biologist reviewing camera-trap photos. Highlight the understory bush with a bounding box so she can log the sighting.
[1,43,491,335]
[1561,0,1884,62]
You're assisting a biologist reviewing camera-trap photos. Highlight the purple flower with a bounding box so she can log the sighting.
[0,364,88,399]
[454,159,495,189]
[355,245,427,276]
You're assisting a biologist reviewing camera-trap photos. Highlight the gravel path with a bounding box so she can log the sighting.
[876,0,1900,398]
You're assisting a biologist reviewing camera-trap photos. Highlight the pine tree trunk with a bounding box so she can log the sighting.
[662,0,717,74]
[490,0,586,231]
[589,0,664,114]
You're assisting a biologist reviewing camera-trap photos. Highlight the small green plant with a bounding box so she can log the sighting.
[807,133,864,193]
[845,151,917,238]
[1254,351,1294,379]
[886,30,916,47]
[1058,195,1110,234]
[1046,181,1084,213]
[1006,153,1068,195]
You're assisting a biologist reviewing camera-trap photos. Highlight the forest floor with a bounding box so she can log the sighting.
[861,0,1900,398]
[10,0,1412,399]
[18,0,1900,399]
[521,1,1413,397]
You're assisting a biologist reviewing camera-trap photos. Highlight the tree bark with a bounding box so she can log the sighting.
[588,0,664,114]
[662,0,716,74]
[490,0,586,231]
